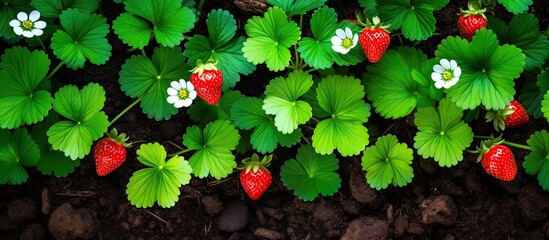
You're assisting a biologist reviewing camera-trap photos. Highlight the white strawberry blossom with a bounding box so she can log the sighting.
[331,27,358,54]
[431,59,461,89]
[167,79,197,108]
[9,10,46,38]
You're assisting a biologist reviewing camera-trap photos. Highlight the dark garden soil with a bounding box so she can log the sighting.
[2,0,549,240]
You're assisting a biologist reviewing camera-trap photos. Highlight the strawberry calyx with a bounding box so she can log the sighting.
[357,16,390,31]
[475,136,504,162]
[459,1,487,19]
[238,153,272,175]
[105,128,132,148]
[485,108,514,132]
[191,58,218,77]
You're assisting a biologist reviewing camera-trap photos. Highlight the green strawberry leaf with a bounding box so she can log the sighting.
[435,29,525,110]
[519,69,549,119]
[280,144,340,201]
[112,0,195,48]
[188,90,243,124]
[497,0,532,14]
[377,0,449,41]
[263,71,313,134]
[298,6,337,69]
[362,134,414,190]
[266,0,327,16]
[47,83,109,160]
[183,120,240,179]
[364,47,436,119]
[524,130,549,191]
[127,142,192,208]
[0,0,31,40]
[51,8,112,70]
[413,98,474,167]
[184,9,256,90]
[313,75,370,156]
[242,6,301,72]
[31,0,99,18]
[358,0,379,17]
[0,128,40,185]
[119,46,190,121]
[0,46,52,129]
[488,14,549,71]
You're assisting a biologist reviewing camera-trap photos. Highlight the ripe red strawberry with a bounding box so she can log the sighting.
[479,143,517,181]
[485,100,529,131]
[358,16,390,63]
[239,154,272,200]
[457,2,487,41]
[94,129,131,176]
[190,59,223,105]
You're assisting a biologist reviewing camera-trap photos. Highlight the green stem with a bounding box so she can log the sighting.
[304,68,316,73]
[47,61,64,79]
[302,136,311,145]
[168,148,194,157]
[197,0,206,12]
[140,48,147,57]
[108,98,141,128]
[36,37,47,52]
[473,135,531,151]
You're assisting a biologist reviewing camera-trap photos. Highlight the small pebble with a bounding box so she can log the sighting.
[8,198,37,224]
[254,228,284,240]
[41,188,51,215]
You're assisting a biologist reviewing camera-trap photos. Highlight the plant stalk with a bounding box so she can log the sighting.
[168,148,194,157]
[108,98,141,128]
[47,61,65,79]
[473,135,531,151]
[36,37,47,52]
[197,0,206,12]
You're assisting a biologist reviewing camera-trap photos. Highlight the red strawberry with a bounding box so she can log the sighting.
[458,2,487,41]
[190,59,223,105]
[358,16,390,63]
[239,154,272,200]
[485,100,529,131]
[94,128,131,176]
[479,143,517,181]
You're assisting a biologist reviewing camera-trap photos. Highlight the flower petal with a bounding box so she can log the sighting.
[29,10,40,21]
[331,35,342,46]
[9,20,20,27]
[181,98,193,107]
[453,66,461,77]
[178,79,187,89]
[350,34,358,48]
[167,87,178,96]
[13,27,23,35]
[431,72,442,81]
[450,60,458,70]
[167,96,180,104]
[433,64,445,73]
[332,45,349,54]
[440,59,450,69]
[174,100,185,108]
[189,90,197,99]
[335,29,346,39]
[22,30,34,38]
[34,21,46,29]
[17,12,28,21]
[186,81,194,91]
[434,80,444,89]
[444,78,459,88]
[170,81,181,90]
[345,27,353,39]
[31,29,43,36]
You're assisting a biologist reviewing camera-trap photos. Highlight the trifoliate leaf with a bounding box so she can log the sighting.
[112,0,195,48]
[242,6,301,72]
[266,0,327,16]
[119,46,189,121]
[298,7,337,69]
[0,46,52,129]
[280,144,340,201]
[232,97,301,153]
[263,71,312,134]
[362,134,414,190]
[127,142,192,208]
[188,90,243,124]
[524,130,549,191]
[183,120,240,179]
[364,47,435,119]
[30,114,79,177]
[435,29,525,110]
[51,8,111,70]
[312,75,370,156]
[0,128,40,185]
[377,0,448,41]
[47,83,109,160]
[31,0,99,18]
[413,98,473,167]
[184,9,255,90]
[497,0,532,14]
[488,14,549,71]
[0,0,31,40]
[519,69,549,119]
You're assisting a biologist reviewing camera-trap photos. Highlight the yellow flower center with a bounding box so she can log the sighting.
[442,70,453,81]
[178,89,188,99]
[342,38,352,48]
[22,20,33,30]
